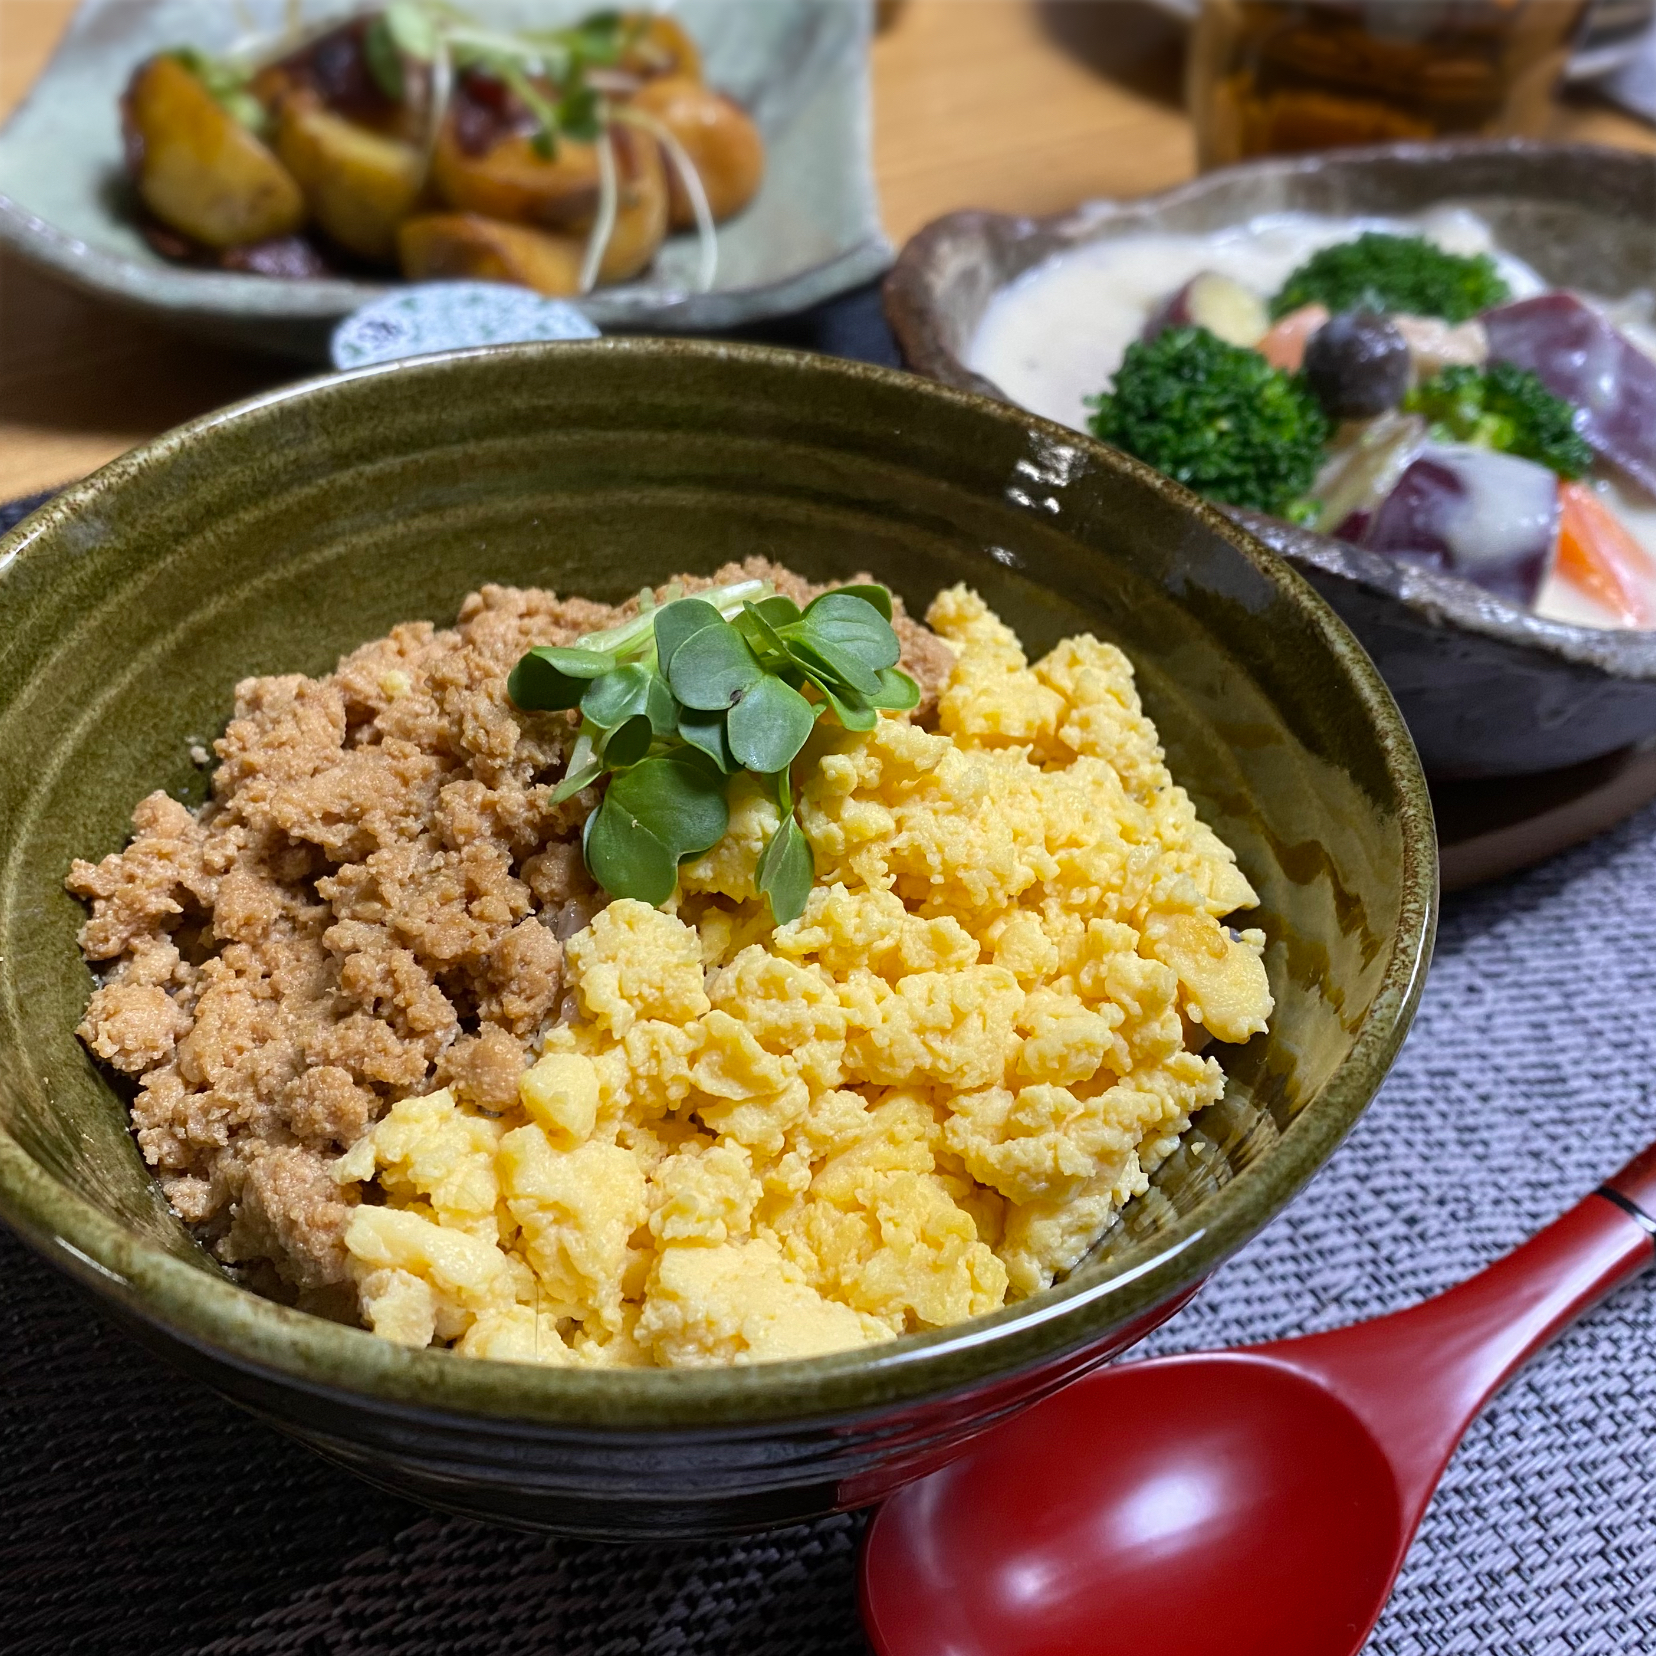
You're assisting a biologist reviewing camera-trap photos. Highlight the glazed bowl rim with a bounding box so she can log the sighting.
[883,137,1656,683]
[0,0,894,346]
[0,337,1437,1431]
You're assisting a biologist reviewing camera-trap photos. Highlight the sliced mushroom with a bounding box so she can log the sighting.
[1391,314,1490,378]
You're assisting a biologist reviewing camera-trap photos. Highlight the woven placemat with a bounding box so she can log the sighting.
[7,343,1656,1651]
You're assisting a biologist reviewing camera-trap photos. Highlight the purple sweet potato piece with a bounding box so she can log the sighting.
[1362,444,1560,607]
[1482,294,1656,496]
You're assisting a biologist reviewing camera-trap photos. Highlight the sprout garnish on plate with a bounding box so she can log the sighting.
[123,5,760,296]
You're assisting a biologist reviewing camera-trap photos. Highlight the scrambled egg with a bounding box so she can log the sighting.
[334,587,1272,1366]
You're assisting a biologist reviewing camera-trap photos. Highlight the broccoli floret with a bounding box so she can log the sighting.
[1403,361,1593,479]
[1086,326,1331,518]
[1270,233,1510,324]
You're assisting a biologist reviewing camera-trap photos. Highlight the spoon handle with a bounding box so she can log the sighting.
[1267,1140,1656,1520]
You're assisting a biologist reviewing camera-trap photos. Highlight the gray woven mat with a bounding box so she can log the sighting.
[1140,799,1656,1655]
[7,451,1656,1648]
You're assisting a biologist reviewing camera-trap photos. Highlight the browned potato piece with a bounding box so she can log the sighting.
[620,15,702,82]
[627,76,763,227]
[398,213,585,295]
[596,127,669,283]
[274,93,423,262]
[431,119,600,230]
[124,55,304,249]
[429,122,663,286]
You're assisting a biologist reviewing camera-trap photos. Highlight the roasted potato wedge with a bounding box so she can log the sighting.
[274,93,423,262]
[398,212,585,295]
[628,76,763,227]
[430,122,665,282]
[431,119,600,230]
[124,55,304,249]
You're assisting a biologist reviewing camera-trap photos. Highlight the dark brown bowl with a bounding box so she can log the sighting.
[0,339,1434,1537]
[885,139,1656,781]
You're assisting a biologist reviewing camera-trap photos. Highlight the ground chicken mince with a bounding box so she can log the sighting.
[70,562,1271,1365]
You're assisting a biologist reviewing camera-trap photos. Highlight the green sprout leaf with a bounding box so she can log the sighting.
[818,680,877,732]
[643,671,678,736]
[565,8,627,69]
[801,592,902,670]
[668,620,766,710]
[584,748,731,905]
[606,754,729,861]
[384,0,438,62]
[678,706,735,772]
[871,667,922,712]
[756,812,814,926]
[556,82,602,142]
[509,644,615,711]
[653,597,725,673]
[580,662,660,730]
[819,583,893,621]
[734,599,792,664]
[584,799,677,906]
[363,14,406,100]
[727,674,817,775]
[750,595,804,629]
[786,634,882,699]
[169,48,268,133]
[598,713,653,768]
[550,756,604,805]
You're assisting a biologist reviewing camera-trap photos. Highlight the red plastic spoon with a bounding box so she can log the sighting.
[862,1143,1656,1656]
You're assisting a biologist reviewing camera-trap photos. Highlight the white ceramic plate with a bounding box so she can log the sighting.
[0,0,891,358]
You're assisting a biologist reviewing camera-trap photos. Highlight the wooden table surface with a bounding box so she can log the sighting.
[1,0,1652,501]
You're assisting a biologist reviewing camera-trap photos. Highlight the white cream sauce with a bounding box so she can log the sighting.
[967,207,1656,630]
[1429,444,1560,576]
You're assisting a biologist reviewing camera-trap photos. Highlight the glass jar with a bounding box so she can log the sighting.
[1190,0,1592,170]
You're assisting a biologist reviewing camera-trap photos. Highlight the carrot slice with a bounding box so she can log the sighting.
[1556,481,1656,628]
[1257,304,1329,373]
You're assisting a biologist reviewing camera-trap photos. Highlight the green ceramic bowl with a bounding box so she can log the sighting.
[0,340,1436,1539]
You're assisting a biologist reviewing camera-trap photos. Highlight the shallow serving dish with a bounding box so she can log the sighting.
[0,0,890,359]
[886,140,1656,781]
[0,340,1435,1538]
